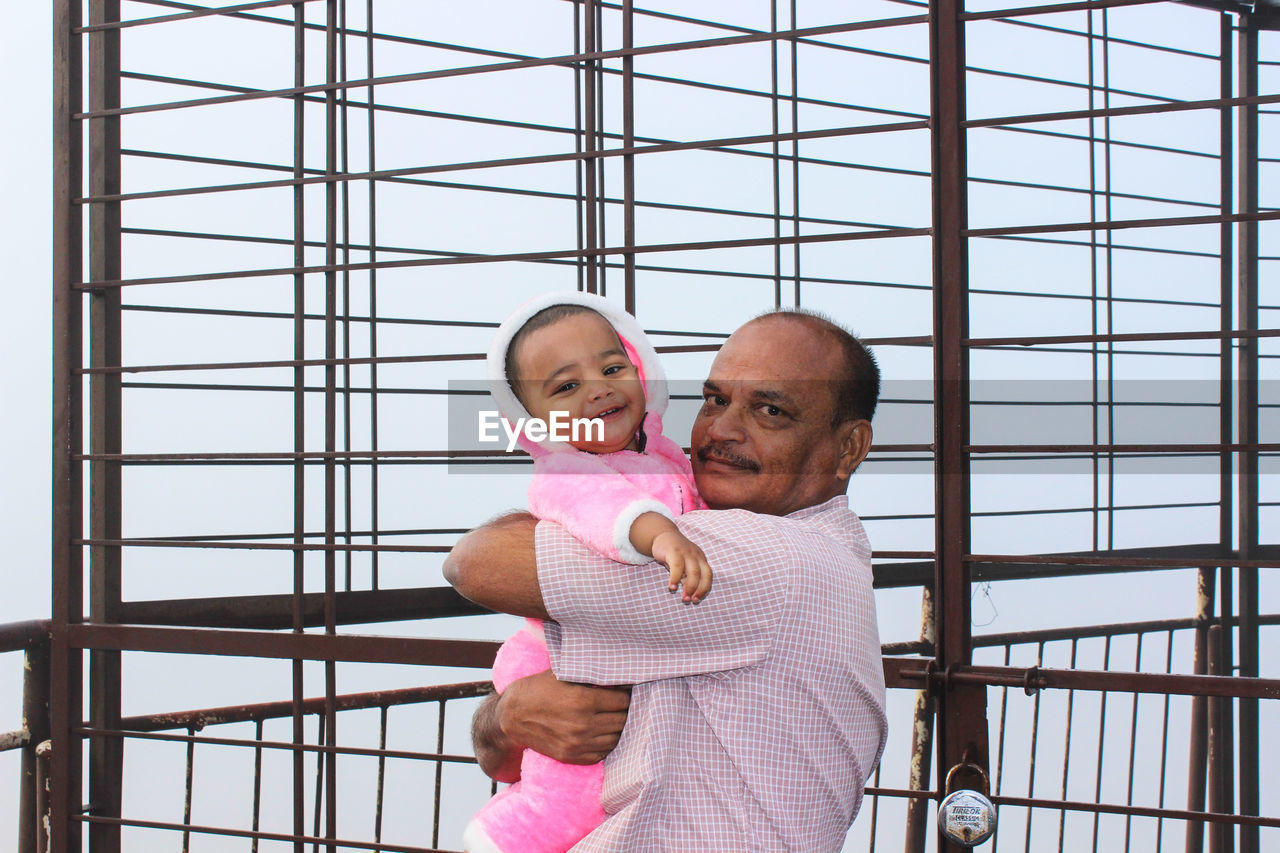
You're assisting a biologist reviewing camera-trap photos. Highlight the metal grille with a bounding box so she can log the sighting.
[31,1,1280,851]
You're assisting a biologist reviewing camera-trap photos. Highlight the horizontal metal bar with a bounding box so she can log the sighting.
[75,538,453,553]
[76,814,449,853]
[118,587,485,630]
[82,349,485,375]
[77,725,478,764]
[862,785,936,801]
[76,0,304,33]
[873,544,1280,588]
[972,612,1280,649]
[74,16,929,121]
[113,681,491,731]
[989,793,1280,828]
[963,0,1189,23]
[65,624,500,669]
[0,728,31,752]
[970,327,1280,347]
[967,442,1278,454]
[969,207,1280,240]
[79,118,932,206]
[79,223,932,291]
[969,551,1280,569]
[0,620,51,653]
[968,90,1280,131]
[77,441,930,464]
[888,658,1280,699]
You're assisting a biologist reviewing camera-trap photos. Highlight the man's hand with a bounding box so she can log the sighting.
[472,670,630,781]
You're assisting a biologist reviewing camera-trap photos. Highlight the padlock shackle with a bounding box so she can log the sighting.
[943,760,990,797]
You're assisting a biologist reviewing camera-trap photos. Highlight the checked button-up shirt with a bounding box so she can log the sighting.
[538,495,887,852]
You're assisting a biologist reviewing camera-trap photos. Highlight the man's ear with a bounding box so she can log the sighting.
[836,419,873,481]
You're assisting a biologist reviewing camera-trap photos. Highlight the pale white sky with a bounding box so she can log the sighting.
[0,4,54,625]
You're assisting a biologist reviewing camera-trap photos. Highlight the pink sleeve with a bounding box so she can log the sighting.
[528,451,673,564]
[639,423,704,512]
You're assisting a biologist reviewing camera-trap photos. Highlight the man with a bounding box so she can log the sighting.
[445,310,887,851]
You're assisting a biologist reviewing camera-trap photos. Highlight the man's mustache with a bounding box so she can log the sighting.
[695,443,761,473]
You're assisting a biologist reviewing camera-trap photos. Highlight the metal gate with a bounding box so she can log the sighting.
[30,1,1279,850]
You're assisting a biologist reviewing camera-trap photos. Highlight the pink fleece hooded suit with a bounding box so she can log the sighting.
[462,291,703,853]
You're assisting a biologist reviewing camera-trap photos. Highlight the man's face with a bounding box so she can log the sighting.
[691,317,866,516]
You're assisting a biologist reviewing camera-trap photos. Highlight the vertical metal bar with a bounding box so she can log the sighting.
[312,714,326,852]
[903,587,936,853]
[1214,564,1235,853]
[1155,630,1176,851]
[582,0,600,294]
[291,3,308,850]
[867,762,882,852]
[182,729,195,853]
[1087,8,1103,557]
[1122,634,1144,849]
[1057,639,1079,853]
[36,741,52,853]
[1101,10,1117,557]
[1023,643,1045,852]
[573,0,586,293]
[990,644,1012,851]
[595,2,608,298]
[339,0,354,595]
[1090,636,1112,851]
[87,3,123,850]
[374,706,388,849]
[928,4,988,850]
[622,0,636,314]
[1200,13,1233,849]
[1206,625,1227,853]
[1235,16,1261,853]
[770,0,782,308]
[325,1,341,848]
[789,0,801,307]
[431,701,447,850]
[252,719,264,853]
[1187,567,1214,853]
[20,633,51,853]
[365,0,381,591]
[49,0,85,849]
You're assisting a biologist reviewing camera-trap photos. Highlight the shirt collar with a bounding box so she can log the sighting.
[785,494,848,520]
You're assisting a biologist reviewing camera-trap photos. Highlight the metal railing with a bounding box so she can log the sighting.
[10,607,1279,852]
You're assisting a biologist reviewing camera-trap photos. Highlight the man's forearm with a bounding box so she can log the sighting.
[443,512,549,619]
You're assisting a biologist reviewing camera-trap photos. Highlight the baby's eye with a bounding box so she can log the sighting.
[602,364,625,376]
[554,381,578,395]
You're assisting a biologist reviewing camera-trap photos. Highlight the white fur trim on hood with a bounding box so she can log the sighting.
[486,291,668,455]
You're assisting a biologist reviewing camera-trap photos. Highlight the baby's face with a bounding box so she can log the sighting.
[513,312,647,454]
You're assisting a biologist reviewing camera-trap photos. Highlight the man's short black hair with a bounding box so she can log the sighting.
[752,308,880,426]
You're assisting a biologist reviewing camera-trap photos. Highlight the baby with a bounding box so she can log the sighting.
[462,291,709,853]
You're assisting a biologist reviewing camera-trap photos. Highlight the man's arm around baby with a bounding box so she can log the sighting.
[446,513,632,781]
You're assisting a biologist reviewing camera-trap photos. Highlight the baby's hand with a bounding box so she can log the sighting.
[650,530,712,603]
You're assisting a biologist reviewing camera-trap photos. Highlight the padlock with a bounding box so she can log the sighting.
[937,761,997,847]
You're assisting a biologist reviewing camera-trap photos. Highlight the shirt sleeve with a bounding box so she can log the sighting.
[537,508,791,685]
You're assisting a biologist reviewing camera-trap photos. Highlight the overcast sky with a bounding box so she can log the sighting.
[0,5,53,625]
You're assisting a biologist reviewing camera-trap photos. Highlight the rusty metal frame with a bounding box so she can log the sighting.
[42,1,1277,851]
